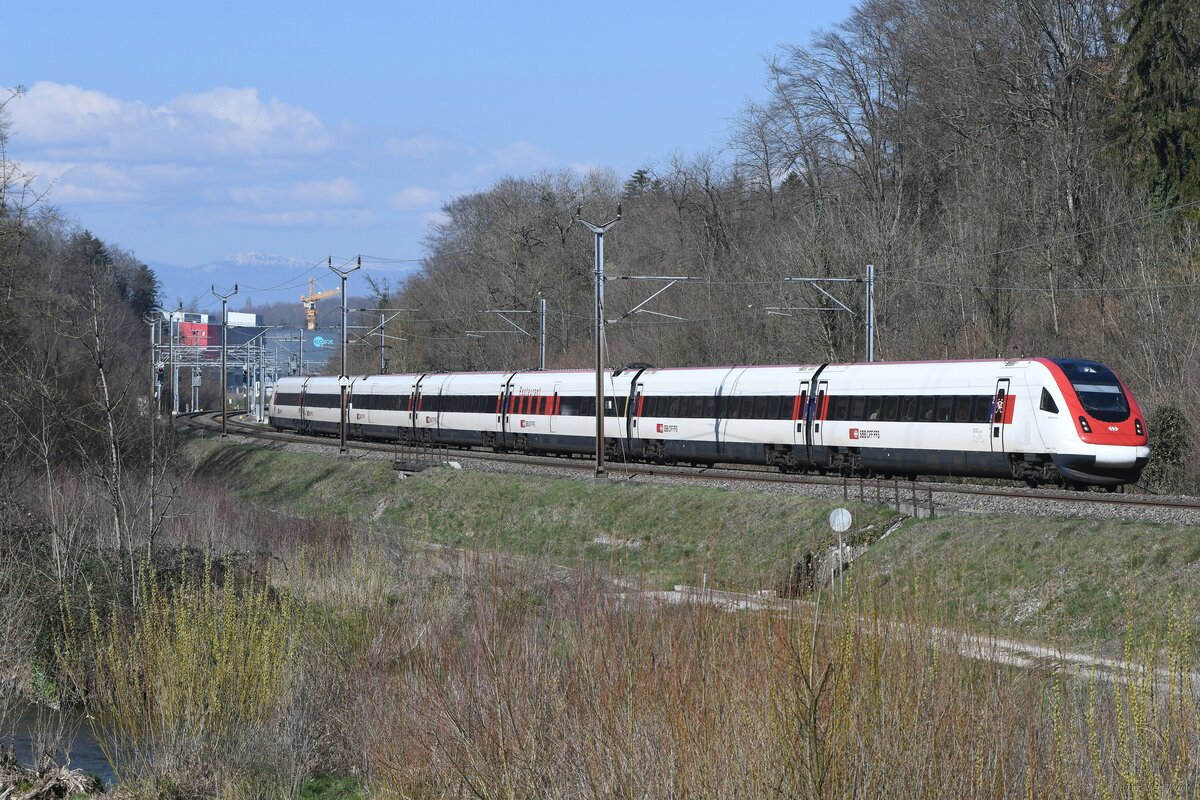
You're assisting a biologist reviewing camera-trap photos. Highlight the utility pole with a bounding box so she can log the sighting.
[538,293,546,370]
[170,305,180,416]
[329,256,361,455]
[574,204,622,478]
[146,315,158,416]
[211,285,238,437]
[379,311,387,374]
[865,264,875,362]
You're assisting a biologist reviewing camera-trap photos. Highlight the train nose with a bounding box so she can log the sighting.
[1093,445,1145,468]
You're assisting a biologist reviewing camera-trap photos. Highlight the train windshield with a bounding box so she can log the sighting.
[1050,359,1130,423]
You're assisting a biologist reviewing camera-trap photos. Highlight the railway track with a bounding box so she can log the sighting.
[178,411,1200,520]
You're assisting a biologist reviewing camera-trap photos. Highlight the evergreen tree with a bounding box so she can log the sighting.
[1111,0,1200,206]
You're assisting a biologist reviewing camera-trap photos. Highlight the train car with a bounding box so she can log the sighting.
[627,358,1147,488]
[270,356,1148,489]
[350,373,420,441]
[268,375,306,431]
[268,374,349,435]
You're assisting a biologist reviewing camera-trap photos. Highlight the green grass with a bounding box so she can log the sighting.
[188,439,397,518]
[185,439,1200,653]
[379,467,899,589]
[850,514,1200,655]
[298,774,365,800]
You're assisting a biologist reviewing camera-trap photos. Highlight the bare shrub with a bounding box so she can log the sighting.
[57,561,300,791]
[358,560,1200,798]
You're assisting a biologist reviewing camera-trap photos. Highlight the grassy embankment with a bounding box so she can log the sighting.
[193,439,1200,655]
[41,437,1198,797]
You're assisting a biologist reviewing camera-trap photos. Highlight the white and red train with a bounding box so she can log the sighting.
[269,358,1150,489]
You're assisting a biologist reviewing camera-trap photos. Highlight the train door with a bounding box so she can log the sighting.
[716,368,748,458]
[991,378,1011,452]
[811,380,829,447]
[628,381,644,440]
[411,375,426,440]
[793,380,810,447]
[407,377,418,435]
[498,371,519,449]
[549,382,562,433]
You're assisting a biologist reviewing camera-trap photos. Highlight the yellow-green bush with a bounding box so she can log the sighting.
[58,561,299,782]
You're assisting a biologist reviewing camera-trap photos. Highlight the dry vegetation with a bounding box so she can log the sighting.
[6,456,1199,798]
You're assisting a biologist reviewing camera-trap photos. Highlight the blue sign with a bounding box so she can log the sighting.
[312,336,335,348]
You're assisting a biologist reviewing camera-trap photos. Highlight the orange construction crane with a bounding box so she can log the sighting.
[301,277,341,330]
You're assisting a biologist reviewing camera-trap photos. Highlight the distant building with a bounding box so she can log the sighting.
[226,311,262,327]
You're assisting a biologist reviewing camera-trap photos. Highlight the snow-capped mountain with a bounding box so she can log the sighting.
[150,253,340,309]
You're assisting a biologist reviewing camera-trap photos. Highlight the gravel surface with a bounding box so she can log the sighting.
[191,418,1200,527]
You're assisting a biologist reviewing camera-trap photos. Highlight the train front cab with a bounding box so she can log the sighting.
[1034,358,1149,488]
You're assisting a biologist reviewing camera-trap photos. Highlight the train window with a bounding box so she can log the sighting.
[767,396,784,420]
[702,396,716,418]
[681,396,698,417]
[752,396,767,419]
[798,391,808,420]
[950,396,969,422]
[666,396,681,417]
[865,396,882,421]
[882,396,899,421]
[993,390,1006,423]
[832,395,850,421]
[935,396,953,422]
[917,396,934,421]
[1040,388,1059,414]
[850,395,866,420]
[969,396,989,423]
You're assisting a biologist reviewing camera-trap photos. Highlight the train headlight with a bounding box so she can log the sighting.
[1135,418,1144,436]
[1078,416,1092,434]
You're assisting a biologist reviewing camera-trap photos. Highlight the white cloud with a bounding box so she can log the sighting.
[386,135,463,159]
[8,82,331,160]
[490,140,556,172]
[421,211,451,227]
[568,161,600,176]
[293,177,361,205]
[186,208,377,227]
[390,187,440,209]
[229,177,362,207]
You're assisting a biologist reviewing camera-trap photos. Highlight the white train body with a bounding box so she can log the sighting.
[269,357,1149,488]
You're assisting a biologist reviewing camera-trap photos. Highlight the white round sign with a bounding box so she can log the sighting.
[828,508,852,533]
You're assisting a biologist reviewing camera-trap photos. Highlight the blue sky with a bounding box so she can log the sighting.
[6,0,855,297]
